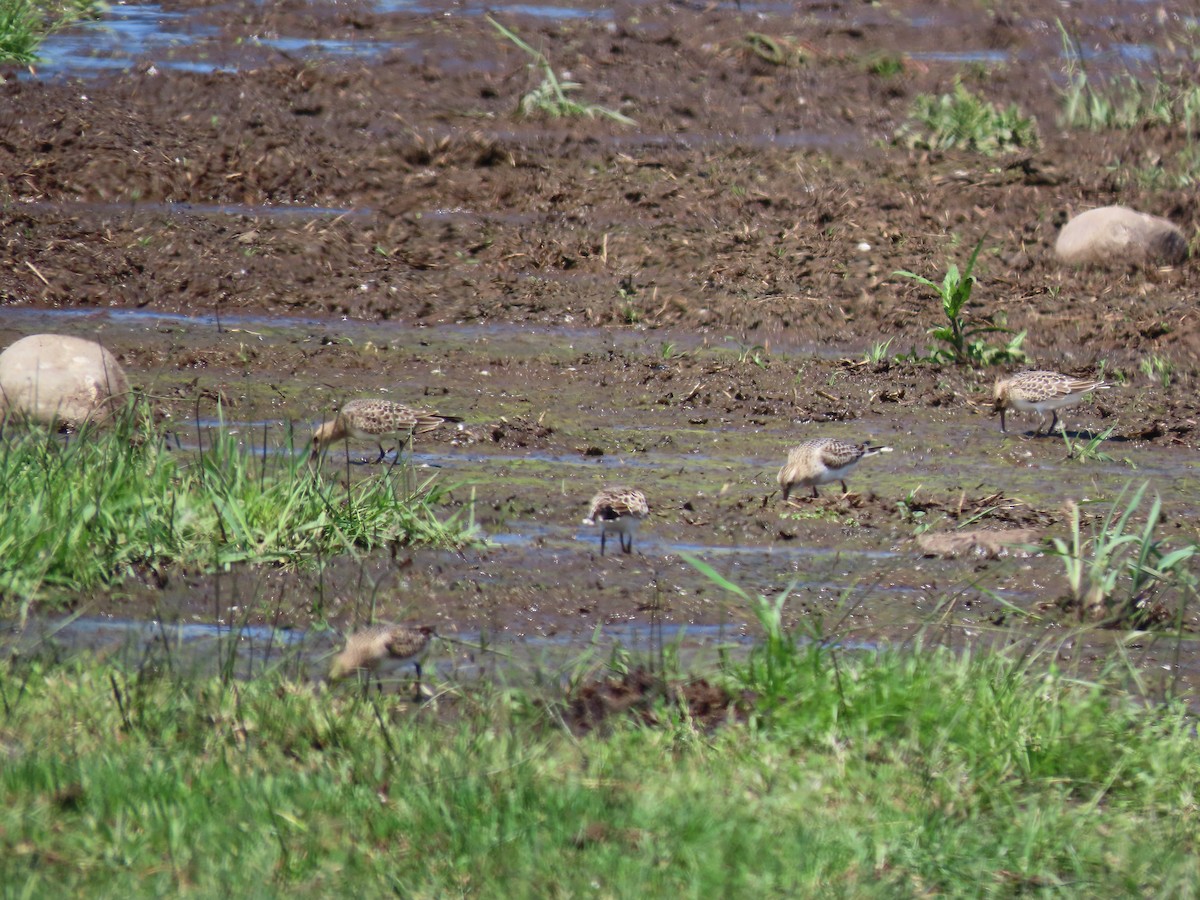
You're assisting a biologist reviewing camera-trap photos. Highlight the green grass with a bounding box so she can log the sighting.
[0,0,102,65]
[895,78,1038,155]
[0,403,474,614]
[4,623,1200,895]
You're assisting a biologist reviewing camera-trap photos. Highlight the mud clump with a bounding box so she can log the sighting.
[917,528,1041,559]
[564,668,749,735]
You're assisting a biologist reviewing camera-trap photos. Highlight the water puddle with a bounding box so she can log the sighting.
[6,613,758,685]
[32,0,612,79]
[372,0,614,20]
[16,198,369,220]
[0,305,331,332]
[910,50,1010,65]
[29,0,1173,85]
[34,2,404,77]
[34,4,218,76]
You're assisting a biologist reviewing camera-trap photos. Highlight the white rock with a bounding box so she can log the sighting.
[0,334,130,427]
[1056,205,1188,267]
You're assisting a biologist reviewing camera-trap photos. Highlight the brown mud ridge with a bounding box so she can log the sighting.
[1,0,1199,696]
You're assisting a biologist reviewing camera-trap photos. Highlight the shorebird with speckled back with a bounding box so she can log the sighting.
[583,487,649,555]
[778,438,893,501]
[993,371,1110,435]
[311,398,462,463]
[328,623,436,700]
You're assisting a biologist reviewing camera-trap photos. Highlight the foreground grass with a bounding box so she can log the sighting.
[0,405,473,611]
[0,0,101,65]
[3,637,1200,896]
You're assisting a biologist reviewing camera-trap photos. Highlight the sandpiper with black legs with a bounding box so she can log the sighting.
[778,438,893,501]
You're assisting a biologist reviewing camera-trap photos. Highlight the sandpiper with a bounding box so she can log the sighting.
[311,398,461,462]
[778,438,893,501]
[993,371,1110,435]
[328,623,436,700]
[583,487,649,555]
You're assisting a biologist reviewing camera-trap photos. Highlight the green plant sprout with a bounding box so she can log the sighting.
[1061,425,1117,463]
[894,236,1027,367]
[862,338,894,364]
[724,337,769,369]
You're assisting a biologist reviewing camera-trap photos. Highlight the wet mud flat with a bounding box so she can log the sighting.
[1,0,1200,689]
[2,310,1198,702]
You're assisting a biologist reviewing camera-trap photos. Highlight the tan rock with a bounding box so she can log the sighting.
[0,334,130,427]
[1056,205,1188,267]
[916,528,1041,559]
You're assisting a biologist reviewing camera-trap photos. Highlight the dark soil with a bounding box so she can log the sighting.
[2,0,1200,696]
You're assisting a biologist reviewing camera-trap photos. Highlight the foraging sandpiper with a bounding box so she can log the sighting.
[328,623,436,700]
[778,438,893,501]
[311,398,461,462]
[992,371,1110,435]
[583,487,649,555]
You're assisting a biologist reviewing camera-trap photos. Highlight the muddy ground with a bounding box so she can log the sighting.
[1,0,1199,692]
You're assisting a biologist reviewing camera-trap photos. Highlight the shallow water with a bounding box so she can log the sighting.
[6,613,760,687]
[30,0,1176,87]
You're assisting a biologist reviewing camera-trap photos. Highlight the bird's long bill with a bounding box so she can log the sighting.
[998,407,1007,433]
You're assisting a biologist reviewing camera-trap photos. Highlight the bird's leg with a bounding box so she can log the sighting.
[600,531,607,556]
[840,480,849,494]
[622,532,632,553]
[1050,410,1060,434]
[413,662,424,703]
[811,485,820,499]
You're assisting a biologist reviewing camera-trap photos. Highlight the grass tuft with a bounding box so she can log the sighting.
[487,16,635,126]
[896,78,1039,155]
[0,401,474,613]
[1046,483,1197,626]
[0,0,104,65]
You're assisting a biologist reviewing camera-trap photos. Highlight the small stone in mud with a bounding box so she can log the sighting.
[1055,206,1188,268]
